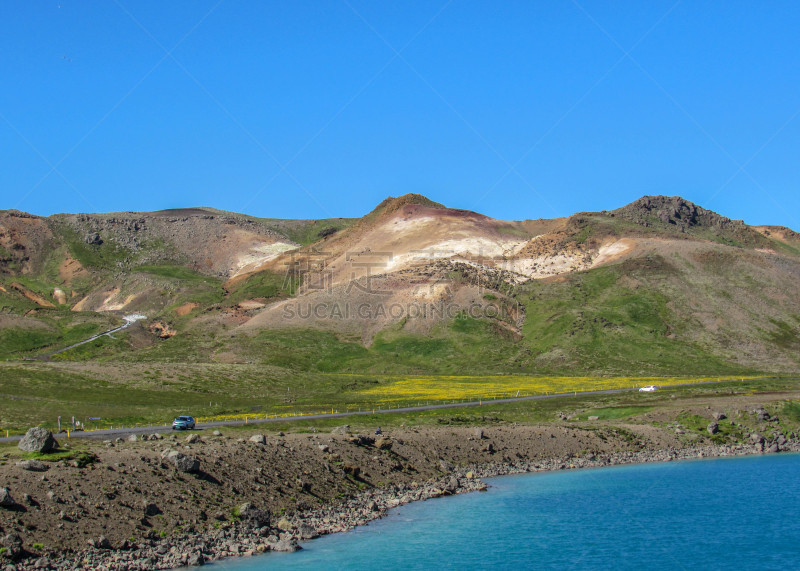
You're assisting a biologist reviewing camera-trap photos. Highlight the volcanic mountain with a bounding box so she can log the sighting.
[1,194,799,375]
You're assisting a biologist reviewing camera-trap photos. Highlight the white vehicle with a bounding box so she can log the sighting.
[639,385,658,392]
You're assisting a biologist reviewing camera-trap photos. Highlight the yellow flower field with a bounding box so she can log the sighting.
[358,375,754,405]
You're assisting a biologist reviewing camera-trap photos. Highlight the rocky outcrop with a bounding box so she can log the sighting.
[613,196,741,230]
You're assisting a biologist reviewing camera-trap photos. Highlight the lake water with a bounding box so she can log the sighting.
[212,453,800,570]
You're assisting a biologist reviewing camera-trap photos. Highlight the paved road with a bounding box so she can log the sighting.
[0,380,727,443]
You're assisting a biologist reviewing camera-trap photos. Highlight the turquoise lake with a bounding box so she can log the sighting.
[212,453,800,570]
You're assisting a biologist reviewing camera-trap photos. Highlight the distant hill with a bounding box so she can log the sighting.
[1,195,798,375]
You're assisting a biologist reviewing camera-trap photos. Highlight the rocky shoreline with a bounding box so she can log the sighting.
[3,422,797,571]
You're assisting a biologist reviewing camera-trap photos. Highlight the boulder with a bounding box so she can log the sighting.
[1,534,23,560]
[270,536,301,553]
[143,502,161,517]
[212,430,222,436]
[249,434,266,445]
[767,442,780,454]
[185,434,200,444]
[444,477,459,494]
[237,503,270,528]
[375,437,393,450]
[0,488,15,508]
[127,434,138,443]
[473,428,484,440]
[276,517,293,531]
[17,427,58,453]
[296,523,316,539]
[87,536,112,549]
[707,423,719,435]
[332,425,350,435]
[342,463,360,478]
[164,451,200,473]
[16,459,48,472]
[713,411,727,421]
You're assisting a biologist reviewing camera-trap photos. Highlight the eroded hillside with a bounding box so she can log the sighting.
[1,195,798,374]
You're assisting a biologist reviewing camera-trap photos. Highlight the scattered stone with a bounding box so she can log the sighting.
[707,423,719,435]
[127,434,138,443]
[588,416,599,421]
[185,434,200,444]
[0,488,15,508]
[150,433,163,440]
[342,463,360,478]
[270,536,301,553]
[465,471,476,479]
[276,517,293,531]
[143,502,161,516]
[249,434,266,445]
[18,427,58,453]
[318,444,329,453]
[212,430,222,436]
[332,425,350,435]
[237,503,270,528]
[16,459,48,472]
[1,534,23,560]
[375,437,393,450]
[474,428,484,440]
[767,442,780,454]
[713,411,727,421]
[88,536,112,550]
[164,450,200,473]
[187,552,205,566]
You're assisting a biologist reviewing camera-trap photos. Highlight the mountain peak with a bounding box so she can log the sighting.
[369,193,446,217]
[612,195,742,230]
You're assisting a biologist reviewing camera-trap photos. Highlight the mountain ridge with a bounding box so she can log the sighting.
[1,194,799,375]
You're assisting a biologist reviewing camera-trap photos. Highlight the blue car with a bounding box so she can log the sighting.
[172,416,196,430]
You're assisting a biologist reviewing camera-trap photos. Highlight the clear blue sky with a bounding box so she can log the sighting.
[2,1,799,229]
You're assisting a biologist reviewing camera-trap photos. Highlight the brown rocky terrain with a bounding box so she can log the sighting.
[1,389,798,570]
